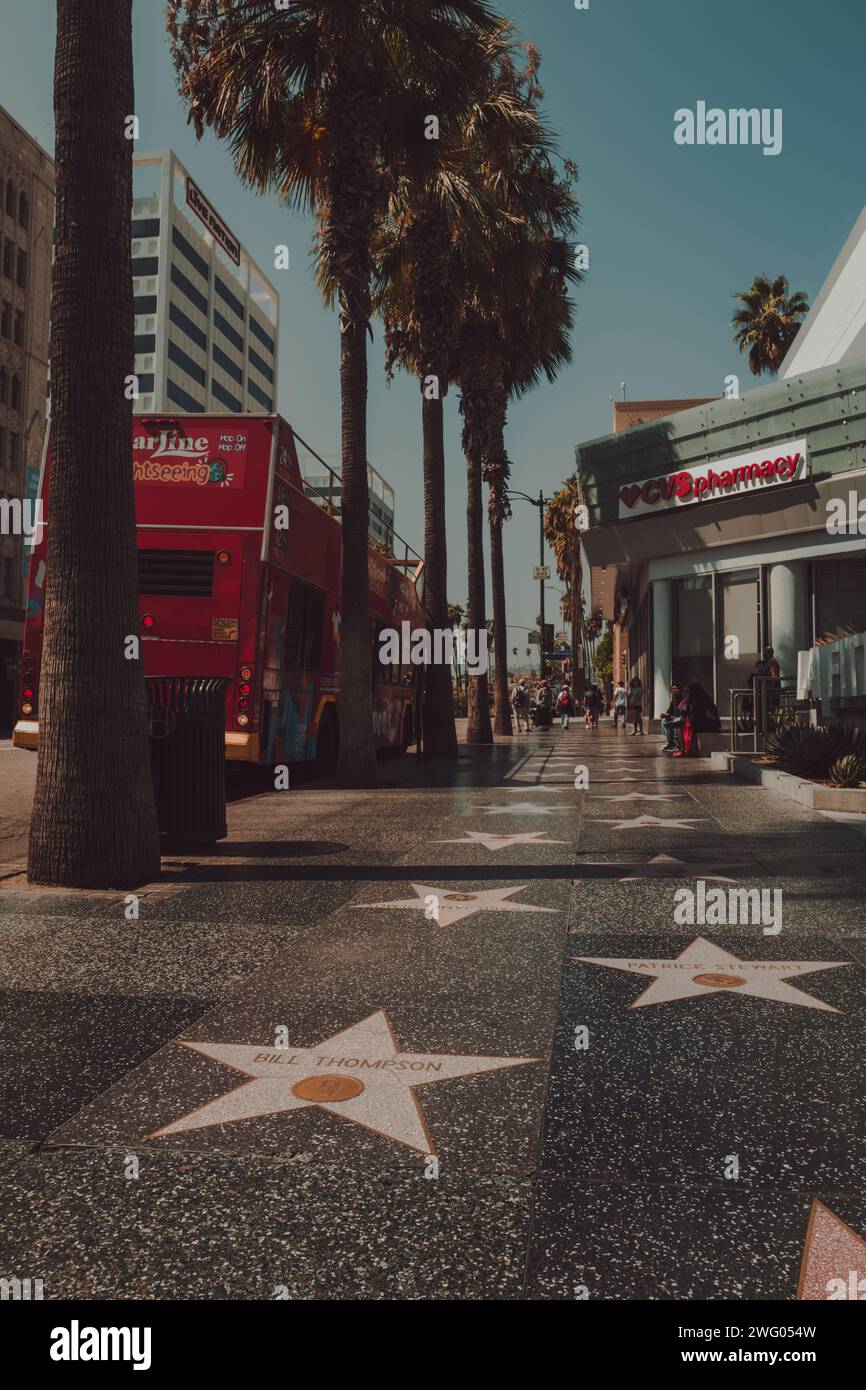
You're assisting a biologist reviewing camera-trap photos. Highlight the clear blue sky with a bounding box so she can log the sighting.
[3,0,864,650]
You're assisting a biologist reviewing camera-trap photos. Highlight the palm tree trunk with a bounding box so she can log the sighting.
[328,85,379,788]
[465,445,492,743]
[488,499,512,736]
[422,392,457,759]
[28,0,160,888]
[570,548,583,696]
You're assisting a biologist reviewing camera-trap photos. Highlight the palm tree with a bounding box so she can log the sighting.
[167,0,498,785]
[545,473,584,692]
[732,274,809,376]
[372,28,529,757]
[483,234,579,731]
[28,0,161,887]
[454,47,579,736]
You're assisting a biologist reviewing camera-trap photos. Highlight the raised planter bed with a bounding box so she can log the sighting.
[710,751,866,813]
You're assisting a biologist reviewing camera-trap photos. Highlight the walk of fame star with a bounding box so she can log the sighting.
[577,937,851,1011]
[480,802,565,816]
[590,793,686,803]
[145,1011,539,1154]
[356,882,559,925]
[615,854,741,882]
[797,1200,866,1299]
[598,814,707,830]
[502,785,561,793]
[435,830,567,851]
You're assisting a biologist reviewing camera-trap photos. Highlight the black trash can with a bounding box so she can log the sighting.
[145,676,230,848]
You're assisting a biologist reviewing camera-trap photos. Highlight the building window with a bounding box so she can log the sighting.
[168,338,206,387]
[166,377,204,412]
[10,374,21,410]
[134,295,158,316]
[248,344,273,383]
[4,184,15,217]
[0,302,11,339]
[213,306,243,353]
[212,342,242,384]
[170,264,208,316]
[132,256,160,278]
[0,367,6,403]
[9,431,20,470]
[13,310,24,347]
[169,301,206,351]
[249,316,274,355]
[16,249,27,290]
[210,377,242,412]
[134,333,156,355]
[136,373,155,394]
[214,276,244,321]
[172,225,209,280]
[671,575,714,694]
[131,217,160,238]
[247,379,273,411]
[0,427,5,464]
[2,240,13,280]
[18,191,29,230]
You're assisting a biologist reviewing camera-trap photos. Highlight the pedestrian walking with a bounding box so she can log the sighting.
[556,684,574,729]
[510,679,530,732]
[612,680,627,731]
[627,676,644,735]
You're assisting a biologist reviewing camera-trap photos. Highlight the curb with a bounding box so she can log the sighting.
[710,751,866,813]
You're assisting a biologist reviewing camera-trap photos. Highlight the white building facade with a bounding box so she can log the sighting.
[132,150,278,416]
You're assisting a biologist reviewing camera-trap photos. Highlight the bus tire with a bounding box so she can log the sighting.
[314,707,338,777]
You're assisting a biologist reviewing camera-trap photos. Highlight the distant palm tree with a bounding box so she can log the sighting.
[732,274,809,376]
[373,26,528,757]
[28,0,161,888]
[544,474,584,693]
[167,0,498,785]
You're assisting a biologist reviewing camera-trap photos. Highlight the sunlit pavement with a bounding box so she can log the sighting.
[1,721,864,1299]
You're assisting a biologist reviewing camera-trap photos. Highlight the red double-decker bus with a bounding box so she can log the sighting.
[14,414,425,771]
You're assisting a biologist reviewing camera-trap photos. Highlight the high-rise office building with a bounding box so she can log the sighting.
[0,104,53,735]
[132,150,278,416]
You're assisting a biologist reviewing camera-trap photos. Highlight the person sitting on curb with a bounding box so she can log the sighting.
[672,682,720,757]
[660,683,683,751]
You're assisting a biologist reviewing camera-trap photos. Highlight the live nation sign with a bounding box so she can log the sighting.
[617,439,809,520]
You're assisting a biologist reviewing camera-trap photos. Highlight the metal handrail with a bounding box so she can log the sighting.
[729,677,798,753]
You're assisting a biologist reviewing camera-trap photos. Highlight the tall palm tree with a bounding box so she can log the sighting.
[167,0,498,784]
[480,232,579,734]
[545,473,584,692]
[732,274,809,376]
[372,29,531,757]
[28,0,161,887]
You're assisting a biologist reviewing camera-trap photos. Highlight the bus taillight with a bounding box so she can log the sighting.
[142,613,156,630]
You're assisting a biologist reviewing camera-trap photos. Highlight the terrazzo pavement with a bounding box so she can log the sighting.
[0,724,863,1300]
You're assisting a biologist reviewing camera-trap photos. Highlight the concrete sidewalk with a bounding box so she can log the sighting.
[1,724,864,1299]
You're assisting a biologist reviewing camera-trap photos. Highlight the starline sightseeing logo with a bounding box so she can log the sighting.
[132,427,246,488]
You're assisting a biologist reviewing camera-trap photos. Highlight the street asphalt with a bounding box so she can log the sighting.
[1,721,864,1300]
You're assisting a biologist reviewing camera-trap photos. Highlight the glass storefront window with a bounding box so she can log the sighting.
[716,570,760,717]
[671,576,713,692]
[814,559,866,641]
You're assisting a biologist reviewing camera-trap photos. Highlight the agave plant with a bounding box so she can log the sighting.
[829,753,866,788]
[767,723,865,779]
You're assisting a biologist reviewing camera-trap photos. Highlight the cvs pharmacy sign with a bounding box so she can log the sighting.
[618,440,809,519]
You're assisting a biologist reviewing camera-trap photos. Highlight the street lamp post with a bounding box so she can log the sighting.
[506,488,548,680]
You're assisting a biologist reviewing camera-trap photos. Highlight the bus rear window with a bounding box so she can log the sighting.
[138,549,215,597]
[285,581,323,668]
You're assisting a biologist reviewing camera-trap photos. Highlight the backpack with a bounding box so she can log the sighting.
[512,686,527,709]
